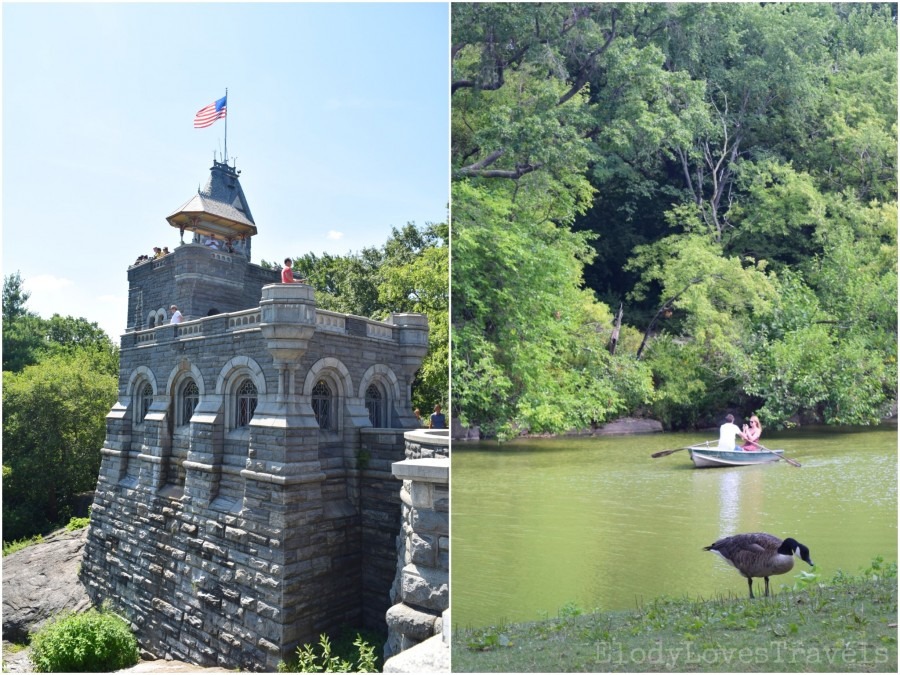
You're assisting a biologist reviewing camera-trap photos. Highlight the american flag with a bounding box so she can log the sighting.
[193,96,227,129]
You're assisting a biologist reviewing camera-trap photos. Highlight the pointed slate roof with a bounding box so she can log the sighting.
[166,160,258,239]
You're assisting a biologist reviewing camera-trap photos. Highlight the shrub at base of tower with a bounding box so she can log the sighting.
[277,633,379,673]
[29,606,139,673]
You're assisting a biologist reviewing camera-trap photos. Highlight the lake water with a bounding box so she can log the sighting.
[451,426,898,629]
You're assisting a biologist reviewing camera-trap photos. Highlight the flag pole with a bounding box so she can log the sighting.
[224,88,228,163]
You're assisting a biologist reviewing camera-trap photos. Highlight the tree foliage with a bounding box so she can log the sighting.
[452,2,896,434]
[3,352,117,541]
[2,274,120,540]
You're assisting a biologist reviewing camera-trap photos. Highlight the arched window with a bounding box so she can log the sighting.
[179,380,200,427]
[138,383,153,423]
[235,379,258,428]
[365,384,383,428]
[312,379,332,430]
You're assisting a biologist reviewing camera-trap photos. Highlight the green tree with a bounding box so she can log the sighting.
[452,3,702,436]
[376,223,449,411]
[42,314,120,377]
[452,2,896,434]
[3,352,117,540]
[2,272,44,372]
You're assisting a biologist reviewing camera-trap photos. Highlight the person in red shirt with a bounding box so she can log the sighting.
[282,258,295,283]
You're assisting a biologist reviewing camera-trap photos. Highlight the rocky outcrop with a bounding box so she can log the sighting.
[2,527,93,643]
[454,416,665,441]
[0,528,233,673]
[591,417,664,435]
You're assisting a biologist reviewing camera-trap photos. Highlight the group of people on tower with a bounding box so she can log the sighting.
[132,246,171,266]
[413,405,446,430]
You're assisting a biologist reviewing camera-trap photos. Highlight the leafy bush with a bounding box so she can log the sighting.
[30,607,139,673]
[65,515,91,531]
[277,633,378,673]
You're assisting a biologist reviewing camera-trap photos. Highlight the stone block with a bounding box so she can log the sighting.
[408,533,435,567]
[410,507,448,537]
[409,481,434,509]
[399,564,448,612]
[385,603,438,641]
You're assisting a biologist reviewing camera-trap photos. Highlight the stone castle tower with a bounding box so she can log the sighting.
[80,159,429,670]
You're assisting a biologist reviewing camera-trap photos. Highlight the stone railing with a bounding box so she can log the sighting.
[316,311,346,333]
[129,299,416,347]
[366,321,394,341]
[384,429,449,671]
[227,309,261,331]
[177,322,203,337]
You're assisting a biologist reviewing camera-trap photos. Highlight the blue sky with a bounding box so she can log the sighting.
[2,2,449,342]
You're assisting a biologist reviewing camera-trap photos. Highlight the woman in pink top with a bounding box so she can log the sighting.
[742,415,763,451]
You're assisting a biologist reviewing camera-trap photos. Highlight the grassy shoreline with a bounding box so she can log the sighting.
[453,575,897,672]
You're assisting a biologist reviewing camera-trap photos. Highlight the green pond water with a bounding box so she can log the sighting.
[451,426,898,629]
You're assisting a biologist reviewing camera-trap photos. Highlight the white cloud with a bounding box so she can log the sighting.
[327,230,345,240]
[25,274,74,293]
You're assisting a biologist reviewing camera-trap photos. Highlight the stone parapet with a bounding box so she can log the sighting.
[403,428,450,460]
[385,434,449,662]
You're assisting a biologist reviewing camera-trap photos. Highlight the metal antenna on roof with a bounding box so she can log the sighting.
[223,87,229,163]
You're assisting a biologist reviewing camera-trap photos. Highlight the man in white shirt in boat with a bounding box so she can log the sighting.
[718,414,750,452]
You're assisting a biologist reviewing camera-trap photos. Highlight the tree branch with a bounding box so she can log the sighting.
[636,276,710,359]
[456,163,542,180]
[558,10,618,106]
[461,148,506,172]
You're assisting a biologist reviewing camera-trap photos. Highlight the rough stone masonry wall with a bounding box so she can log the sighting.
[359,429,411,631]
[81,422,357,671]
[81,283,428,671]
[126,245,279,329]
[384,430,450,659]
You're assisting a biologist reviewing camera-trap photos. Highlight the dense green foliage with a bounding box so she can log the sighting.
[2,273,119,376]
[29,607,140,673]
[2,273,119,541]
[269,222,449,413]
[451,3,897,434]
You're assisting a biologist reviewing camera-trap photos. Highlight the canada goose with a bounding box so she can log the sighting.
[703,532,814,598]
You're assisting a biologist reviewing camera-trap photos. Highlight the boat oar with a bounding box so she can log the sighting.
[651,447,690,459]
[758,443,802,468]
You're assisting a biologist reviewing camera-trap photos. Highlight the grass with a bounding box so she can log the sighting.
[453,564,898,672]
[3,516,90,557]
[2,534,43,557]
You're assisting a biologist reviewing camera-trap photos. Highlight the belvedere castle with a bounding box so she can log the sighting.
[79,159,447,670]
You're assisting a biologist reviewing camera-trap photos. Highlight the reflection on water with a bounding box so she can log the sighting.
[452,426,897,629]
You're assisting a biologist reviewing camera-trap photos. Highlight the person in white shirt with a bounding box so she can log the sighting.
[718,414,749,451]
[170,305,183,324]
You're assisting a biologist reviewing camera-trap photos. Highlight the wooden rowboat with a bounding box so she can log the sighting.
[688,441,784,468]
